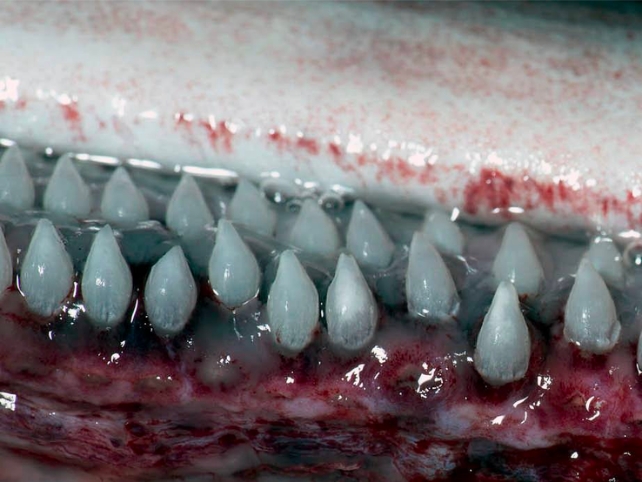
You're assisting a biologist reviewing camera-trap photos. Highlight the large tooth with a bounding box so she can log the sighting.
[346,200,394,269]
[288,198,341,258]
[0,145,35,210]
[166,174,214,239]
[100,167,150,226]
[563,258,621,354]
[474,281,531,386]
[421,210,465,257]
[267,250,319,354]
[227,179,277,236]
[43,154,92,218]
[0,227,12,293]
[81,225,132,329]
[583,237,624,287]
[492,222,544,297]
[144,246,197,337]
[326,253,378,353]
[406,232,459,322]
[20,219,74,317]
[208,219,260,308]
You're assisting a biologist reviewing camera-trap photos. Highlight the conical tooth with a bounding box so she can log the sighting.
[100,167,150,226]
[421,210,465,257]
[288,199,341,258]
[20,219,74,317]
[346,200,395,269]
[267,250,319,354]
[563,258,621,354]
[144,246,197,337]
[492,222,544,297]
[406,232,459,322]
[0,227,12,293]
[43,154,92,218]
[228,180,277,236]
[166,174,214,239]
[209,219,261,308]
[474,281,531,386]
[81,225,132,329]
[583,237,624,287]
[326,253,378,353]
[0,146,35,210]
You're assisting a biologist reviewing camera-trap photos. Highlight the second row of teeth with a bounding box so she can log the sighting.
[0,145,634,388]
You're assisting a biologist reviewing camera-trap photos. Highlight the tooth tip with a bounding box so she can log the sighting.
[288,199,341,258]
[421,209,465,256]
[492,222,544,297]
[20,218,74,317]
[267,249,319,354]
[346,200,394,269]
[474,280,530,386]
[564,256,620,354]
[326,251,378,353]
[228,180,276,236]
[101,167,149,225]
[208,219,261,308]
[406,231,459,322]
[82,223,132,329]
[145,245,197,337]
[43,154,92,218]
[166,174,214,238]
[0,145,35,210]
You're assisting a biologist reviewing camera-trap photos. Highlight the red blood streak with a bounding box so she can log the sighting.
[296,137,319,156]
[200,119,233,153]
[59,103,86,142]
[15,99,27,110]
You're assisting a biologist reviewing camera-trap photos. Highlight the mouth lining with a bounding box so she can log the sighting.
[0,143,642,480]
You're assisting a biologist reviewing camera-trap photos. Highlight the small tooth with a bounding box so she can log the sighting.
[563,258,621,354]
[288,199,341,258]
[0,146,35,210]
[492,222,544,297]
[406,232,459,322]
[81,225,132,329]
[0,227,12,293]
[209,219,261,308]
[100,167,150,226]
[346,200,395,269]
[20,219,74,317]
[166,174,214,239]
[144,246,197,337]
[267,250,319,354]
[583,237,624,287]
[474,281,531,386]
[421,210,465,257]
[326,253,378,353]
[228,180,277,236]
[43,154,92,218]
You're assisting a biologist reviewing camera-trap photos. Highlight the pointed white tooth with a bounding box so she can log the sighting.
[583,237,624,287]
[326,253,378,353]
[346,200,395,269]
[563,258,621,354]
[288,199,341,258]
[0,146,35,210]
[20,219,74,317]
[267,250,319,354]
[166,174,214,239]
[81,225,132,329]
[474,281,531,386]
[209,219,261,308]
[406,232,459,322]
[0,227,12,293]
[100,167,150,226]
[228,180,277,236]
[421,210,465,257]
[144,246,197,337]
[492,222,544,297]
[43,154,92,218]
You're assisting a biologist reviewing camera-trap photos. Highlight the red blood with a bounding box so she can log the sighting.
[200,119,233,153]
[59,103,86,142]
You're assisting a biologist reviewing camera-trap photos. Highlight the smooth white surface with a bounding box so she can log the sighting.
[0,3,640,232]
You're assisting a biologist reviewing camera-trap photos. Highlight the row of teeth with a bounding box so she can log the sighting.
[0,146,633,386]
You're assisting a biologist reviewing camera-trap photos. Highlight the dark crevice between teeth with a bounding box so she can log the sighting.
[0,144,641,386]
